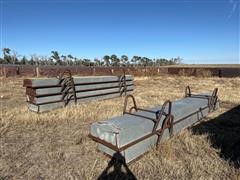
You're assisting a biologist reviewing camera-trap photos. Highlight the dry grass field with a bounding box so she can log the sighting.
[0,75,240,179]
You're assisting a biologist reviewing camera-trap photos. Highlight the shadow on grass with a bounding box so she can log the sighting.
[98,152,137,180]
[192,103,240,168]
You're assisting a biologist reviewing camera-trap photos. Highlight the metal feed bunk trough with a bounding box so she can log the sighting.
[24,70,134,113]
[89,86,219,163]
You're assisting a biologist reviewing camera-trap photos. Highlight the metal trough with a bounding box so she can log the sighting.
[89,86,219,163]
[24,70,134,112]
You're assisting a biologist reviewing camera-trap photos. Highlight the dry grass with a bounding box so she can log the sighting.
[0,76,240,179]
[195,69,213,77]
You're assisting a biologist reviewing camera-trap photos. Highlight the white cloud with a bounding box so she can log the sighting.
[228,0,238,19]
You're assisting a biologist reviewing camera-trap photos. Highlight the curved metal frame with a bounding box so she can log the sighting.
[122,94,173,147]
[123,94,138,114]
[185,86,191,97]
[156,114,174,146]
[208,88,218,112]
[186,86,218,112]
[57,70,77,107]
[119,68,127,96]
[155,100,173,146]
[154,100,172,132]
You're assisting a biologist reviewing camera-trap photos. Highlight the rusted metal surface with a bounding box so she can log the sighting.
[89,86,219,163]
[185,86,218,112]
[57,70,77,107]
[119,68,127,96]
[25,82,134,97]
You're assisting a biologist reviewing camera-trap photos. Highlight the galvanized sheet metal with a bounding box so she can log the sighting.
[91,94,210,147]
[26,81,134,96]
[27,86,134,104]
[90,91,219,163]
[24,74,134,112]
[23,75,133,87]
[27,91,133,112]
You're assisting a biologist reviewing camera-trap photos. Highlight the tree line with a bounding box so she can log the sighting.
[0,48,182,67]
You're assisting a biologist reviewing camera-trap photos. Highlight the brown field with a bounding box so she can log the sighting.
[0,75,240,179]
[1,64,240,78]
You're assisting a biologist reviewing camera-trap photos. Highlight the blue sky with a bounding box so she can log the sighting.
[0,0,239,64]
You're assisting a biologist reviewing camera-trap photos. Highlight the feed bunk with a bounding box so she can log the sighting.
[89,86,219,163]
[23,71,134,112]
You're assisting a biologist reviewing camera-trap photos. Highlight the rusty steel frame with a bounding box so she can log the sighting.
[185,86,218,112]
[119,68,127,96]
[57,70,77,107]
[89,86,219,161]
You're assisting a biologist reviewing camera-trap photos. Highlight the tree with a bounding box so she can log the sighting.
[110,54,120,67]
[51,51,61,65]
[2,48,12,64]
[173,57,182,64]
[31,54,40,65]
[29,56,35,65]
[3,48,10,55]
[131,56,140,67]
[120,55,128,67]
[2,48,20,64]
[141,57,152,67]
[73,57,78,65]
[155,58,169,66]
[140,57,145,66]
[83,58,91,66]
[46,56,54,65]
[103,55,110,67]
[0,48,182,67]
[94,58,101,66]
[74,57,83,66]
[11,50,19,64]
[67,54,74,66]
[67,54,73,59]
[20,56,28,65]
[61,55,67,65]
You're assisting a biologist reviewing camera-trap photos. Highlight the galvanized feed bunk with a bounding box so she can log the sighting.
[89,86,219,163]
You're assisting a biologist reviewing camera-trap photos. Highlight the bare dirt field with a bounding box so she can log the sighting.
[0,76,240,179]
